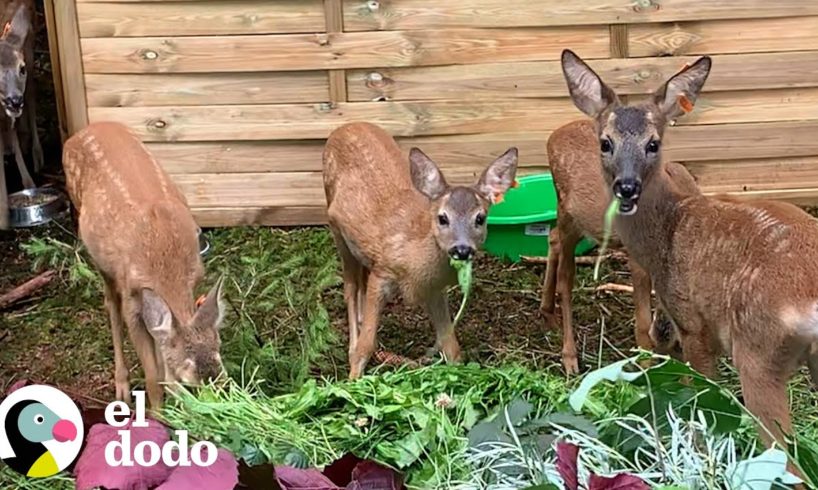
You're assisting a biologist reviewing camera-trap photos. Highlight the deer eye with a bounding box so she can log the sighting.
[18,64,25,76]
[646,139,661,154]
[475,213,486,227]
[600,138,613,154]
[437,213,449,226]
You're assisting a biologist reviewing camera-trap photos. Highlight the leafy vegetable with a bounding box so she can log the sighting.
[594,198,620,280]
[449,258,473,328]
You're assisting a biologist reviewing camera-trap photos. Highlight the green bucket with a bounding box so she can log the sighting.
[483,173,597,263]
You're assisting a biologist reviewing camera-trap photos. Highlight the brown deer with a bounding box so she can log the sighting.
[323,122,518,379]
[541,120,699,374]
[0,0,41,229]
[560,49,818,455]
[63,122,225,409]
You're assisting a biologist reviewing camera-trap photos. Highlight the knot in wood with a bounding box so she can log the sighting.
[367,1,380,12]
[632,0,658,12]
[150,118,168,129]
[140,49,159,61]
[317,102,336,112]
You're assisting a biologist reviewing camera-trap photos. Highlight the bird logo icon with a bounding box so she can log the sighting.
[0,385,84,478]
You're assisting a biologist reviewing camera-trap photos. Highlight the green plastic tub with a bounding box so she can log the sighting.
[483,173,597,263]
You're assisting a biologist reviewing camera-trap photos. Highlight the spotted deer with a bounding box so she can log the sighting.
[324,122,518,379]
[541,120,699,374]
[0,0,41,229]
[63,122,225,409]
[561,49,818,455]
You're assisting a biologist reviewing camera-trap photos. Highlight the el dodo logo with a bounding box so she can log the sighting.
[0,385,83,478]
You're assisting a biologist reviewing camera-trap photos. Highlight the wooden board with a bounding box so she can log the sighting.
[343,0,818,31]
[629,16,818,57]
[192,206,328,227]
[170,172,327,207]
[80,27,610,73]
[85,72,330,106]
[686,156,818,193]
[77,1,326,37]
[54,0,89,134]
[347,51,818,101]
[148,141,326,174]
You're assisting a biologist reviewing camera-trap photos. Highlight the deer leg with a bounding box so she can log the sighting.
[557,228,582,375]
[10,130,34,189]
[629,257,653,351]
[331,227,363,359]
[349,273,385,380]
[540,227,560,321]
[0,137,7,230]
[678,321,719,380]
[427,292,461,363]
[128,309,164,410]
[103,277,131,405]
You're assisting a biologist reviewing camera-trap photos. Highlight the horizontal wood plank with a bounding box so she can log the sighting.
[192,206,328,227]
[149,141,326,173]
[344,0,818,30]
[80,27,610,73]
[687,157,818,193]
[171,172,327,207]
[630,16,818,57]
[78,1,325,37]
[85,72,330,106]
[348,51,818,101]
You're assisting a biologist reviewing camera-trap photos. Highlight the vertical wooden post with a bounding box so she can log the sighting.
[324,0,347,104]
[52,0,88,136]
[609,24,629,103]
[43,0,68,143]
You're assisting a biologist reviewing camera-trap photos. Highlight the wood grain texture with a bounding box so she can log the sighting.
[170,172,327,207]
[80,27,610,73]
[85,72,330,106]
[54,0,89,134]
[77,1,325,37]
[347,51,818,101]
[44,0,68,142]
[191,206,328,227]
[324,0,347,103]
[147,141,326,173]
[687,156,818,193]
[630,16,818,57]
[343,0,818,31]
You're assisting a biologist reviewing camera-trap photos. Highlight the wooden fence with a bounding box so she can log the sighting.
[46,0,818,226]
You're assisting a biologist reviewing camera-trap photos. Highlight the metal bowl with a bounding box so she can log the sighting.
[8,187,68,228]
[197,227,211,256]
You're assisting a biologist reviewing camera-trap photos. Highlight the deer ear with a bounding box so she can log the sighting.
[141,289,173,343]
[193,276,226,330]
[653,56,712,120]
[409,147,448,200]
[561,49,618,117]
[476,148,518,203]
[2,5,30,47]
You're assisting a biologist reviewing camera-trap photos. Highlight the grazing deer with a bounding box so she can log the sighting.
[541,120,699,374]
[561,49,818,454]
[324,122,518,379]
[63,122,225,409]
[0,0,40,229]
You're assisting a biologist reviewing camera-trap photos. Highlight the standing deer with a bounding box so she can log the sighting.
[324,122,518,379]
[0,0,41,229]
[63,122,225,409]
[560,49,818,455]
[541,120,699,374]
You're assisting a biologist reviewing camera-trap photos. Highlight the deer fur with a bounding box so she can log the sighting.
[323,122,518,379]
[541,119,699,374]
[561,49,818,454]
[63,122,225,409]
[0,0,41,229]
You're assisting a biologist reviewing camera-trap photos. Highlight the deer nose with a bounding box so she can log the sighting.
[448,245,475,261]
[4,95,22,111]
[613,179,641,200]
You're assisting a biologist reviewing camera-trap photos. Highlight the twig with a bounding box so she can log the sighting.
[0,270,55,310]
[588,283,634,294]
[373,350,420,368]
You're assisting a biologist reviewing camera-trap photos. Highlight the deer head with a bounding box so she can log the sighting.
[0,5,30,119]
[560,50,711,215]
[409,147,518,260]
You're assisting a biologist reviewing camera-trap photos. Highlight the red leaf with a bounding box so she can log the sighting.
[237,461,281,490]
[74,417,173,490]
[275,465,340,489]
[588,473,650,490]
[556,442,579,490]
[346,460,403,490]
[156,447,239,490]
[323,453,364,487]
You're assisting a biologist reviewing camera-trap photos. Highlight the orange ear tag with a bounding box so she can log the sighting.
[678,94,694,114]
[493,193,505,205]
[195,294,207,308]
[511,179,520,189]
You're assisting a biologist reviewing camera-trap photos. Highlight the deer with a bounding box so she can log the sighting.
[0,0,42,229]
[540,120,699,375]
[63,121,225,409]
[323,122,518,379]
[560,49,818,460]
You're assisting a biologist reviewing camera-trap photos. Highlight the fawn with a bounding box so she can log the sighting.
[561,49,818,452]
[0,0,41,229]
[63,122,225,409]
[323,122,518,379]
[541,120,699,374]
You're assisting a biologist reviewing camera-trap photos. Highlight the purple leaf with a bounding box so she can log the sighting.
[275,465,340,489]
[323,453,364,487]
[156,447,238,490]
[556,442,579,490]
[588,473,650,490]
[74,417,173,490]
[6,379,28,395]
[346,460,403,490]
[238,461,281,490]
